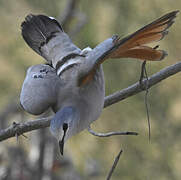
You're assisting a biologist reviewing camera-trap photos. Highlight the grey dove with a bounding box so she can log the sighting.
[20,11,178,155]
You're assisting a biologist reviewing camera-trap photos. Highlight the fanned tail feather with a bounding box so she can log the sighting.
[21,14,63,57]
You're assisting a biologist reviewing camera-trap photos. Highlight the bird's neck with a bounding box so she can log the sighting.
[55,53,85,77]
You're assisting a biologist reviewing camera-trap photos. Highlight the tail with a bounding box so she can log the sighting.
[21,14,63,58]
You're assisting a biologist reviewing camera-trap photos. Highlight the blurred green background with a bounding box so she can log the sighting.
[0,0,181,179]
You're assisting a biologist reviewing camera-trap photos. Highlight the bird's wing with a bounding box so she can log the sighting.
[20,64,61,115]
[21,14,81,68]
[79,11,179,86]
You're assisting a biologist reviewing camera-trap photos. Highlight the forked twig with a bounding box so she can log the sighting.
[139,45,160,141]
[143,62,151,141]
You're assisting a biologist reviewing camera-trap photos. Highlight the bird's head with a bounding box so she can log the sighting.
[50,106,79,155]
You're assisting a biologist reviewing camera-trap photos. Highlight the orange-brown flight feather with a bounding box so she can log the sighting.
[108,10,179,59]
[117,46,167,61]
[79,11,179,86]
[117,11,178,50]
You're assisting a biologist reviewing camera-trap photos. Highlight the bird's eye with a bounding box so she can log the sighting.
[63,123,68,131]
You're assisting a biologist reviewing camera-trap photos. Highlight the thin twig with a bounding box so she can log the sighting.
[0,61,181,142]
[143,62,151,141]
[139,61,151,141]
[87,126,138,137]
[139,45,160,141]
[106,149,123,180]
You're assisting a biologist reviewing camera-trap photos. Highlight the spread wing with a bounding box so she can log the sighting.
[21,14,81,69]
[79,11,179,86]
[20,64,61,115]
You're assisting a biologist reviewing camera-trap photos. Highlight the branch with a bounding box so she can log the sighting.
[104,61,181,107]
[0,61,181,141]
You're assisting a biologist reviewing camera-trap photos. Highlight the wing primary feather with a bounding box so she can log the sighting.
[114,10,179,50]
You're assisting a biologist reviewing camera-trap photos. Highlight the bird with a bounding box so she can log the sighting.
[20,11,179,155]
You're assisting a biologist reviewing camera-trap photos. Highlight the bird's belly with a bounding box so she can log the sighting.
[76,66,105,133]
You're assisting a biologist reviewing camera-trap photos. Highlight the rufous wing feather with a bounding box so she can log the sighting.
[79,11,179,86]
[108,10,179,60]
[116,46,168,61]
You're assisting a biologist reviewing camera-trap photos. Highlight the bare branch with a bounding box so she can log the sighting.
[0,116,52,141]
[87,126,138,137]
[0,61,181,142]
[104,61,181,107]
[106,149,123,180]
